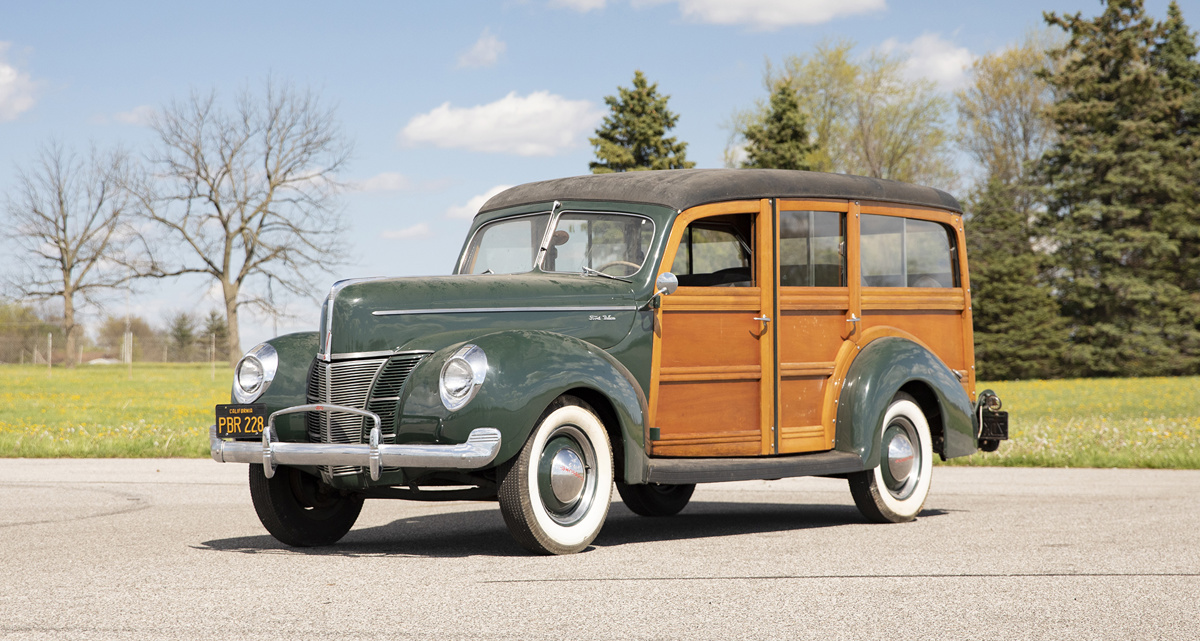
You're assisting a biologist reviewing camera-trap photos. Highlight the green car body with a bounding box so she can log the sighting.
[214,169,1008,554]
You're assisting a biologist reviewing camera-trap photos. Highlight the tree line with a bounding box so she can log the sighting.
[4,0,1196,380]
[0,301,229,364]
[589,0,1200,380]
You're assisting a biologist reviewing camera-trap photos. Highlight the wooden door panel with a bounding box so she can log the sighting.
[653,379,762,456]
[777,301,846,453]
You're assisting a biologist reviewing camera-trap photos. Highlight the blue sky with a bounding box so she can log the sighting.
[0,0,1183,348]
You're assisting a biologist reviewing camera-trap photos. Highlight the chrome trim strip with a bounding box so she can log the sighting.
[324,349,433,361]
[372,306,637,317]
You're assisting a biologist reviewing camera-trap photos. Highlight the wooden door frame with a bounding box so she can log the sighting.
[649,199,775,455]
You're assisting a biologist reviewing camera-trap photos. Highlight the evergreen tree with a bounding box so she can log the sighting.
[1039,0,1200,376]
[1155,3,1200,308]
[966,179,1069,380]
[590,71,694,173]
[167,312,196,362]
[199,309,230,357]
[740,80,817,170]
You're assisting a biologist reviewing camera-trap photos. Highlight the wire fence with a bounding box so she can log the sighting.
[0,333,227,367]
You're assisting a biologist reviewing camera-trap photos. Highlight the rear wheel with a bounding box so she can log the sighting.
[249,464,363,547]
[848,392,933,523]
[617,483,695,517]
[499,396,613,555]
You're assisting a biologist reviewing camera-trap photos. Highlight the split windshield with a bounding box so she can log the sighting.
[461,212,654,277]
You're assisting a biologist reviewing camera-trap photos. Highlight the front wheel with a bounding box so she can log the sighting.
[249,465,364,547]
[499,396,614,554]
[848,392,933,523]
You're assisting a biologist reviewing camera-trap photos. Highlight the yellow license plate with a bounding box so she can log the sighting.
[215,404,267,438]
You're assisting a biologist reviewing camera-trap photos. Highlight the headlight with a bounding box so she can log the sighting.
[233,343,278,404]
[439,344,487,411]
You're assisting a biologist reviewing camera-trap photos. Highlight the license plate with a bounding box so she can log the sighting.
[215,404,267,438]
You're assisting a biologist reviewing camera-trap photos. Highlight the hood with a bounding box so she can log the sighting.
[319,273,644,357]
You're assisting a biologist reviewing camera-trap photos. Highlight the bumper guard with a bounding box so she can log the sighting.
[210,403,502,481]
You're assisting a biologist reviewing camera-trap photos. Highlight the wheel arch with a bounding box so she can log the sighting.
[834,337,975,468]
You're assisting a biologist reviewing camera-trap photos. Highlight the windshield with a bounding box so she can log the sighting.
[460,214,551,274]
[543,213,655,277]
[460,211,655,277]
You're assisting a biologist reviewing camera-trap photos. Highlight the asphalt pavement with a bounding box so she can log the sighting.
[0,459,1197,640]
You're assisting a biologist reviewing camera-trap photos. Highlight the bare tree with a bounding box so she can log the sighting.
[136,80,350,363]
[729,39,957,190]
[4,142,140,366]
[956,31,1061,186]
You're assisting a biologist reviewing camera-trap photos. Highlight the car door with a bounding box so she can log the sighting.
[649,200,775,457]
[773,199,853,454]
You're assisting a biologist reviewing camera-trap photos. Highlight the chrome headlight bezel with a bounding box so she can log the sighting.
[439,344,488,411]
[232,343,279,404]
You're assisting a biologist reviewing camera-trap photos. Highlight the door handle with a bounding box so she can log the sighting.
[753,315,771,323]
[847,314,860,334]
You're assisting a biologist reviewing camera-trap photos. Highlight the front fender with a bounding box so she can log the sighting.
[835,337,975,467]
[396,330,648,476]
[250,331,319,442]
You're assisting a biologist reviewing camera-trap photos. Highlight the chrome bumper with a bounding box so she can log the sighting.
[210,403,502,481]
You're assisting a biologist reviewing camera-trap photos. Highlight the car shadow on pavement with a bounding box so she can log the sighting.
[194,501,948,558]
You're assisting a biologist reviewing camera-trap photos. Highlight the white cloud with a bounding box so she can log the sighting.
[382,223,433,240]
[354,171,412,192]
[882,33,975,90]
[445,185,514,220]
[400,91,604,156]
[549,0,606,11]
[636,0,885,30]
[458,28,506,68]
[0,43,38,122]
[114,105,156,126]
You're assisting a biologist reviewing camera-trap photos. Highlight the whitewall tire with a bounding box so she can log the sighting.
[499,396,614,554]
[848,392,934,523]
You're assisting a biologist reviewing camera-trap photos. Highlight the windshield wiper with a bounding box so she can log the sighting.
[581,265,632,283]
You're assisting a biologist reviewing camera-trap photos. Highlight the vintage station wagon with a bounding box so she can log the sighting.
[211,169,1008,554]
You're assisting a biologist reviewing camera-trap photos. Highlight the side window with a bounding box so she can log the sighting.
[780,210,845,287]
[860,214,958,288]
[670,214,754,287]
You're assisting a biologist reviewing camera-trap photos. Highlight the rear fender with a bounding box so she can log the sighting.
[835,337,975,467]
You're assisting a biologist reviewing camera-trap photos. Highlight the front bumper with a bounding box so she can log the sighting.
[210,403,502,481]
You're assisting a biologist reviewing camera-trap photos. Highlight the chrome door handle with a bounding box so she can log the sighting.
[847,314,860,333]
[753,315,771,323]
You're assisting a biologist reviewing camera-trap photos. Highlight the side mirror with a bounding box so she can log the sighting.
[655,272,679,297]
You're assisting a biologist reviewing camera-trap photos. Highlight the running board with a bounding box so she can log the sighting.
[645,450,865,485]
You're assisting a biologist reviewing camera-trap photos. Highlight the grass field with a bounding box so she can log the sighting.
[0,363,230,458]
[0,364,1197,467]
[940,376,1200,468]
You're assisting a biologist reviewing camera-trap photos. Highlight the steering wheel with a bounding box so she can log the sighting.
[596,260,641,276]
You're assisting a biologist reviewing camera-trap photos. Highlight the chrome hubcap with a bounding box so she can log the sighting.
[549,448,586,504]
[887,432,915,483]
[536,425,596,526]
[881,417,920,500]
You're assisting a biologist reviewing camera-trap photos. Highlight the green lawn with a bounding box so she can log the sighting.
[1,364,1197,467]
[0,363,230,458]
[940,376,1200,468]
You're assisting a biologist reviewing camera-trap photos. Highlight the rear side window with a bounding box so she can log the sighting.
[860,214,958,288]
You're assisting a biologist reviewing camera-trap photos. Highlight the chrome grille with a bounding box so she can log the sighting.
[305,353,428,480]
